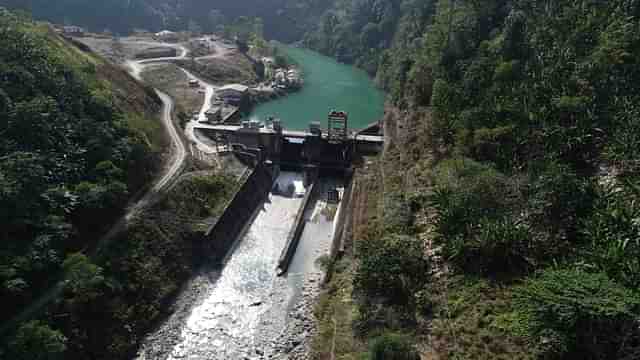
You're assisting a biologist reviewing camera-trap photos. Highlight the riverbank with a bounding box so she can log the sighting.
[2,30,259,360]
[134,174,343,359]
[70,32,384,359]
[248,46,384,130]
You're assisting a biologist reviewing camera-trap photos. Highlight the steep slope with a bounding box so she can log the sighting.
[0,10,248,360]
[0,0,171,33]
[0,0,332,41]
[312,1,640,359]
[0,7,164,334]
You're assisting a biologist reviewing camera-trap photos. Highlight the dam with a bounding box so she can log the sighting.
[194,110,384,171]
[138,112,376,358]
[137,171,347,359]
[137,46,384,359]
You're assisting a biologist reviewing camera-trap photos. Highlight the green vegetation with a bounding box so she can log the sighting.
[303,0,404,74]
[0,8,162,324]
[6,320,67,360]
[32,173,236,360]
[0,0,332,42]
[5,1,640,359]
[174,55,257,85]
[313,1,640,359]
[0,10,238,360]
[355,233,428,307]
[1,171,236,359]
[368,333,419,360]
[159,173,235,221]
[515,269,639,359]
[222,15,264,51]
[312,258,367,358]
[430,278,532,360]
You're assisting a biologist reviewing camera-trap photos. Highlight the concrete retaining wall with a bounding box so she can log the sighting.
[331,174,354,257]
[322,173,354,284]
[202,161,273,261]
[276,181,318,275]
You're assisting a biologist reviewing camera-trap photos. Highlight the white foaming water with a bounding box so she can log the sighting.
[167,173,304,359]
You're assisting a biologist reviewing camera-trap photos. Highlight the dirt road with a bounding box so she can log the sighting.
[152,91,186,191]
[0,42,190,337]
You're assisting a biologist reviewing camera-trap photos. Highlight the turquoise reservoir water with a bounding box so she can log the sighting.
[248,46,385,130]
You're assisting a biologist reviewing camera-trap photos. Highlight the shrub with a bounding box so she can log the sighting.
[382,193,413,234]
[447,217,531,275]
[428,158,536,275]
[493,60,521,83]
[605,102,640,174]
[515,268,640,359]
[431,158,512,235]
[355,234,429,306]
[471,125,517,166]
[527,160,595,237]
[6,320,67,360]
[581,182,640,288]
[161,174,234,218]
[369,333,420,360]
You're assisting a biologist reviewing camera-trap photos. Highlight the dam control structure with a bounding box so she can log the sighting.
[195,110,384,171]
[199,111,384,275]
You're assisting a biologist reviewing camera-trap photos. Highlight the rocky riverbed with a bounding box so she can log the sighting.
[136,173,339,360]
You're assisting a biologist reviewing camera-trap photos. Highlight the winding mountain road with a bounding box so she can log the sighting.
[128,41,221,155]
[0,41,205,336]
[152,91,185,191]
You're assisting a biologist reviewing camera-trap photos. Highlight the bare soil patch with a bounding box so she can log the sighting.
[141,64,204,118]
[176,53,257,85]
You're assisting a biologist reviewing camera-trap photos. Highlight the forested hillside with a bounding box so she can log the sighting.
[312,1,640,359]
[0,8,178,357]
[0,7,165,319]
[0,0,332,41]
[3,1,640,359]
[302,0,406,73]
[0,10,244,360]
[0,0,173,33]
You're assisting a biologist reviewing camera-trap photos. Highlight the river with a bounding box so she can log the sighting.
[249,46,385,130]
[136,172,341,359]
[136,47,382,360]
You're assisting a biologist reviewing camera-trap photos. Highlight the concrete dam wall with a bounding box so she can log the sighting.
[202,161,274,261]
[276,181,318,275]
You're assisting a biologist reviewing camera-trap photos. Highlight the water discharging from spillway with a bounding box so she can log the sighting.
[136,171,341,360]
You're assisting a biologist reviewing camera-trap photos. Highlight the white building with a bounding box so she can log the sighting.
[154,30,178,41]
[62,26,85,36]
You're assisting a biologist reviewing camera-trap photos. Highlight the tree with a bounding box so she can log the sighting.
[8,320,67,360]
[62,253,105,303]
[369,333,420,360]
[275,56,288,70]
[516,269,640,359]
[361,22,381,49]
[355,234,429,306]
